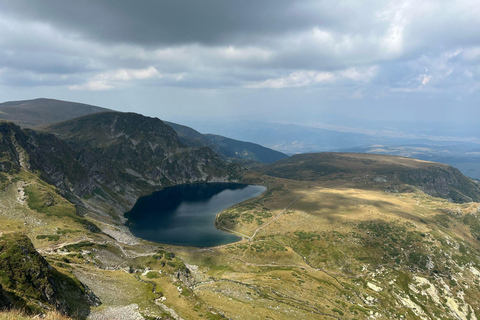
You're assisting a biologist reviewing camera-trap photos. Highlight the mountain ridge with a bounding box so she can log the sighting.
[0,98,288,164]
[0,98,110,128]
[165,121,289,163]
[258,152,480,203]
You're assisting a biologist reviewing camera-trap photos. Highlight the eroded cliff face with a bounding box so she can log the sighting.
[41,113,243,210]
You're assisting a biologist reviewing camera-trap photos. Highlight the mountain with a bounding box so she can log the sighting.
[177,119,480,152]
[0,98,110,128]
[169,119,480,180]
[4,99,480,319]
[258,152,480,203]
[172,120,415,154]
[204,134,288,163]
[165,121,289,163]
[0,98,288,164]
[1,114,241,221]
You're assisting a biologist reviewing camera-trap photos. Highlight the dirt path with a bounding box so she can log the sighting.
[250,196,300,240]
[37,237,94,254]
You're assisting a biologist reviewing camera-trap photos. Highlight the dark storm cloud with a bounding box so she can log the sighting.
[0,0,479,125]
[0,0,332,46]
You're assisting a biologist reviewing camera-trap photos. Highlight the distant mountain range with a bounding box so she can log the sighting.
[165,121,288,163]
[3,98,480,181]
[178,119,480,179]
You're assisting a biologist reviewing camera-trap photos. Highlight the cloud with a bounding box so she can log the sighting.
[339,67,379,82]
[248,71,335,89]
[0,0,480,122]
[248,66,378,89]
[421,74,432,86]
[69,80,114,91]
[97,67,160,81]
[69,67,185,91]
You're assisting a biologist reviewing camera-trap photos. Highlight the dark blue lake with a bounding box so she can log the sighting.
[125,183,266,247]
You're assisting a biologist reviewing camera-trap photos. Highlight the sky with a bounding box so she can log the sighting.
[1,0,480,126]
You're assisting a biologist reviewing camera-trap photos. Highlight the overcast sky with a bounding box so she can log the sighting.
[0,0,479,126]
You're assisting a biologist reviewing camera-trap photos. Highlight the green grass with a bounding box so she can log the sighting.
[36,234,60,241]
[24,184,101,233]
[146,271,159,279]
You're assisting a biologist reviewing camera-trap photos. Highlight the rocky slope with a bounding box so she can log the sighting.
[0,233,97,318]
[258,152,480,203]
[42,112,241,187]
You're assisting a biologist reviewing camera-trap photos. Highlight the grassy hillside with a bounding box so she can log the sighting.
[199,170,480,319]
[0,233,95,317]
[259,152,480,203]
[0,99,109,128]
[0,148,224,319]
[1,146,480,318]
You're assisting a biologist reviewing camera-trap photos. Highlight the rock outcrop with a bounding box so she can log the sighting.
[0,233,98,317]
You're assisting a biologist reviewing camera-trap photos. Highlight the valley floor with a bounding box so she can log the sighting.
[2,170,480,319]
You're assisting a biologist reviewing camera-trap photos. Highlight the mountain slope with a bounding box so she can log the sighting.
[3,115,480,318]
[258,152,480,203]
[0,115,241,226]
[0,98,109,128]
[205,134,288,163]
[36,113,241,217]
[165,121,289,163]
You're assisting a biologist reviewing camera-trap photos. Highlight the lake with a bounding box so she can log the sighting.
[125,183,266,247]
